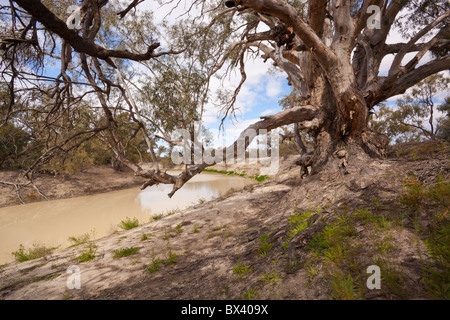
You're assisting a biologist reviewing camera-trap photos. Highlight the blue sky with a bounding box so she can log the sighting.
[4,0,447,149]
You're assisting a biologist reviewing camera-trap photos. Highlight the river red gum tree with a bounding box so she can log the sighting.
[3,0,449,197]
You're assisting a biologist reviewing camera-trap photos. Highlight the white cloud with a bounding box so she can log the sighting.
[266,76,283,98]
[260,108,279,116]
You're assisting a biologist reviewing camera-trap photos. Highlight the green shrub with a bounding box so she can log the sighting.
[119,217,139,230]
[76,242,97,262]
[113,247,140,258]
[12,243,55,262]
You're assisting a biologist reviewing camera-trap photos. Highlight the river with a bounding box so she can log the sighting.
[0,172,252,264]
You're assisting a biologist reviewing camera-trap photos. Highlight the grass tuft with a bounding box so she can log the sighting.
[113,247,140,258]
[118,217,139,230]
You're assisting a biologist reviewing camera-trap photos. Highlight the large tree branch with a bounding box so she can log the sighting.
[136,105,320,198]
[236,0,337,70]
[370,54,450,105]
[389,10,450,76]
[117,0,145,19]
[253,42,307,95]
[383,39,450,55]
[308,0,327,38]
[12,0,180,63]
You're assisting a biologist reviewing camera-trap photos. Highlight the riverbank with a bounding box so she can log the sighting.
[0,145,448,300]
[0,166,145,208]
[0,156,293,208]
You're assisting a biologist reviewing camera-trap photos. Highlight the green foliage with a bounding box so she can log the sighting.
[193,224,200,233]
[258,234,272,258]
[68,231,95,247]
[399,175,449,211]
[146,256,162,274]
[118,217,139,230]
[241,288,259,300]
[164,247,178,266]
[249,174,269,182]
[437,97,450,140]
[212,225,227,232]
[0,122,29,167]
[11,243,55,262]
[113,247,140,258]
[145,242,178,274]
[283,207,321,250]
[175,223,184,234]
[329,272,360,300]
[371,74,449,144]
[76,242,97,263]
[423,217,450,299]
[203,168,268,182]
[233,263,252,279]
[306,214,365,299]
[261,270,281,284]
[396,0,449,56]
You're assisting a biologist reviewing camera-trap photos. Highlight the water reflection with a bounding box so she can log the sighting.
[138,175,249,214]
[0,173,252,264]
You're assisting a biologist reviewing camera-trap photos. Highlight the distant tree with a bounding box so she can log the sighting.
[371,74,449,143]
[437,96,450,140]
[1,0,450,197]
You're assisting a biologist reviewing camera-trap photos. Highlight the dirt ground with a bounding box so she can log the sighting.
[0,147,448,300]
[0,166,146,208]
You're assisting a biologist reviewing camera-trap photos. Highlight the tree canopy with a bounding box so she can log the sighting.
[0,0,449,197]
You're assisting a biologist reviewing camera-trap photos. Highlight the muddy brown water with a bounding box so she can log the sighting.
[0,172,253,264]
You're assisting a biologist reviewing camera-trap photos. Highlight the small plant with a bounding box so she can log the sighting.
[175,223,183,234]
[217,285,230,297]
[282,208,319,251]
[197,197,206,204]
[113,247,140,258]
[261,271,281,284]
[422,220,450,299]
[152,213,165,221]
[233,263,252,279]
[249,174,269,182]
[213,225,227,232]
[12,243,55,262]
[376,238,392,255]
[77,242,97,263]
[163,239,179,266]
[258,234,272,257]
[68,231,95,247]
[131,259,139,266]
[193,224,200,233]
[304,261,320,281]
[375,258,407,298]
[141,233,148,241]
[146,256,162,274]
[242,288,259,300]
[164,249,178,266]
[330,272,360,300]
[165,209,180,217]
[119,217,139,230]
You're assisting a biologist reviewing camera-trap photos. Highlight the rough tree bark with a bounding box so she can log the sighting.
[3,0,449,198]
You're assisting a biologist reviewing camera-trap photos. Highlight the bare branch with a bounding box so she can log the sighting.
[12,0,177,63]
[136,104,319,198]
[389,10,450,76]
